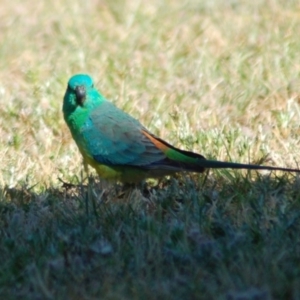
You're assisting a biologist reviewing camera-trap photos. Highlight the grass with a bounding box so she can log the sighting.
[1,0,300,298]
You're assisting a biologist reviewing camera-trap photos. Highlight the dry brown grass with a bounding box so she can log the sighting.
[0,0,300,188]
[0,2,300,298]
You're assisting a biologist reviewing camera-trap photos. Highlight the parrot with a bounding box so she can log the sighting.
[63,74,300,183]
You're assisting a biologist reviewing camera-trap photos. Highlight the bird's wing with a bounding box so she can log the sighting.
[80,101,167,167]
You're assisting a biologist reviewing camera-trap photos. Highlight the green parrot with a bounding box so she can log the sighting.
[63,74,300,183]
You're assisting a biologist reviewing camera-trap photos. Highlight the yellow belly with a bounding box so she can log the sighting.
[85,156,148,183]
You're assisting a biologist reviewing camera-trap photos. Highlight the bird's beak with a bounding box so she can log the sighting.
[75,86,86,106]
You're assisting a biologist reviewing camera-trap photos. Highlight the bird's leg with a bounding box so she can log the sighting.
[122,182,137,190]
[117,182,135,199]
[118,181,150,202]
[116,182,143,200]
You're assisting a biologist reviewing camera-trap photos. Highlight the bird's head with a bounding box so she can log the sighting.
[63,74,103,117]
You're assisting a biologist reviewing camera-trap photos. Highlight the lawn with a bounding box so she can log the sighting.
[1,0,300,299]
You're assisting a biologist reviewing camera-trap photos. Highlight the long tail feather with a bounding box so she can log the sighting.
[145,131,300,173]
[195,159,300,173]
[164,147,299,173]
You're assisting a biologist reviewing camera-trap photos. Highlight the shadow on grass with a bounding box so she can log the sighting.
[0,171,300,299]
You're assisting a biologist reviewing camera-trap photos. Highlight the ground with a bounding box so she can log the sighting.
[0,0,300,299]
